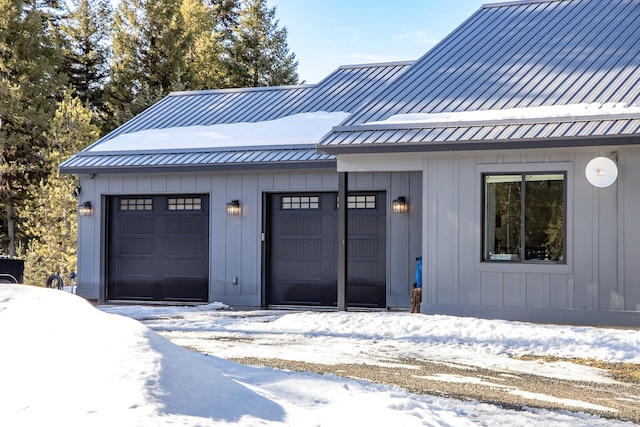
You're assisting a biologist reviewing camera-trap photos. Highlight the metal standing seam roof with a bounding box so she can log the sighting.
[60,61,412,174]
[61,146,334,174]
[92,85,315,145]
[318,0,640,153]
[320,115,640,154]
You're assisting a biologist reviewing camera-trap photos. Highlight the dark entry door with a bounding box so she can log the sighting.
[267,192,386,308]
[107,195,209,302]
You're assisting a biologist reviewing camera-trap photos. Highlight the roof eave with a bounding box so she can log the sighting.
[59,159,337,175]
[316,134,640,156]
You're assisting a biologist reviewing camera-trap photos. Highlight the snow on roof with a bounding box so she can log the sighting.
[89,111,350,152]
[365,103,640,126]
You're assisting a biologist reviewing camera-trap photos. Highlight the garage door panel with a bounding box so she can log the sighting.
[165,238,205,256]
[349,216,379,235]
[348,261,381,278]
[116,258,154,276]
[346,283,385,307]
[278,238,322,257]
[112,281,156,300]
[276,283,336,305]
[279,217,322,235]
[115,238,155,256]
[276,260,322,278]
[349,239,380,258]
[165,217,207,235]
[164,280,207,301]
[108,195,209,302]
[117,217,155,235]
[164,258,207,276]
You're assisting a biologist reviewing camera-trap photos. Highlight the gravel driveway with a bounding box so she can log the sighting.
[118,306,640,424]
[227,355,640,423]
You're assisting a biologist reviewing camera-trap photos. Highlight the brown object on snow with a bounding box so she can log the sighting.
[410,287,422,313]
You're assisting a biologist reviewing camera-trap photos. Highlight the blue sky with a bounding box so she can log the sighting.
[265,0,489,83]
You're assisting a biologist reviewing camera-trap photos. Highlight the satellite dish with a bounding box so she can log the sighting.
[585,156,618,188]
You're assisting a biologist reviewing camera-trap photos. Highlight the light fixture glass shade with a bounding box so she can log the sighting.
[79,201,92,216]
[226,200,241,215]
[585,156,618,188]
[392,197,408,213]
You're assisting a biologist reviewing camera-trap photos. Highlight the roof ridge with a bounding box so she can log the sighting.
[71,144,320,157]
[482,0,568,9]
[333,111,640,133]
[168,84,316,97]
[336,60,415,70]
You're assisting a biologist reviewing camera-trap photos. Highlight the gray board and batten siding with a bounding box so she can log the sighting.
[76,169,422,308]
[415,148,640,327]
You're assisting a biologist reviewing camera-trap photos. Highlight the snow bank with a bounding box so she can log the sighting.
[122,307,640,364]
[0,285,282,426]
[366,102,640,125]
[1,285,634,426]
[89,111,350,152]
[266,311,640,363]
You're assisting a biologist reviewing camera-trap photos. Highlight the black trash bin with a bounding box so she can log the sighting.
[0,258,25,284]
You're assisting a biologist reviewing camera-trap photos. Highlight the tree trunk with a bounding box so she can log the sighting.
[7,195,15,257]
[61,205,69,275]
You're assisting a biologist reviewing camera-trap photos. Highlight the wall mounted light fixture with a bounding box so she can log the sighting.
[226,200,241,216]
[79,201,92,216]
[392,196,408,213]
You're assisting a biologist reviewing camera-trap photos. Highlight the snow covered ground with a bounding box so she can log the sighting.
[1,284,638,426]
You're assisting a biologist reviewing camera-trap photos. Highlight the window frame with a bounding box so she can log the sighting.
[481,171,568,265]
[281,195,320,210]
[167,197,203,211]
[119,198,153,211]
[335,194,377,210]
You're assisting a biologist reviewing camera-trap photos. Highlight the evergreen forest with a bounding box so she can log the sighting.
[0,0,299,285]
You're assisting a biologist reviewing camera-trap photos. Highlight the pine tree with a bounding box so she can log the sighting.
[18,90,99,286]
[106,0,187,129]
[209,0,240,41]
[226,0,298,88]
[181,0,233,90]
[0,0,65,257]
[60,0,112,127]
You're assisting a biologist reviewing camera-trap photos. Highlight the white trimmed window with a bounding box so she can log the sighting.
[168,197,202,210]
[282,196,319,210]
[483,173,565,262]
[120,198,152,211]
[336,195,377,209]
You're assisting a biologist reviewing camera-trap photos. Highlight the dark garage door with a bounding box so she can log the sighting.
[107,195,209,302]
[267,192,386,308]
